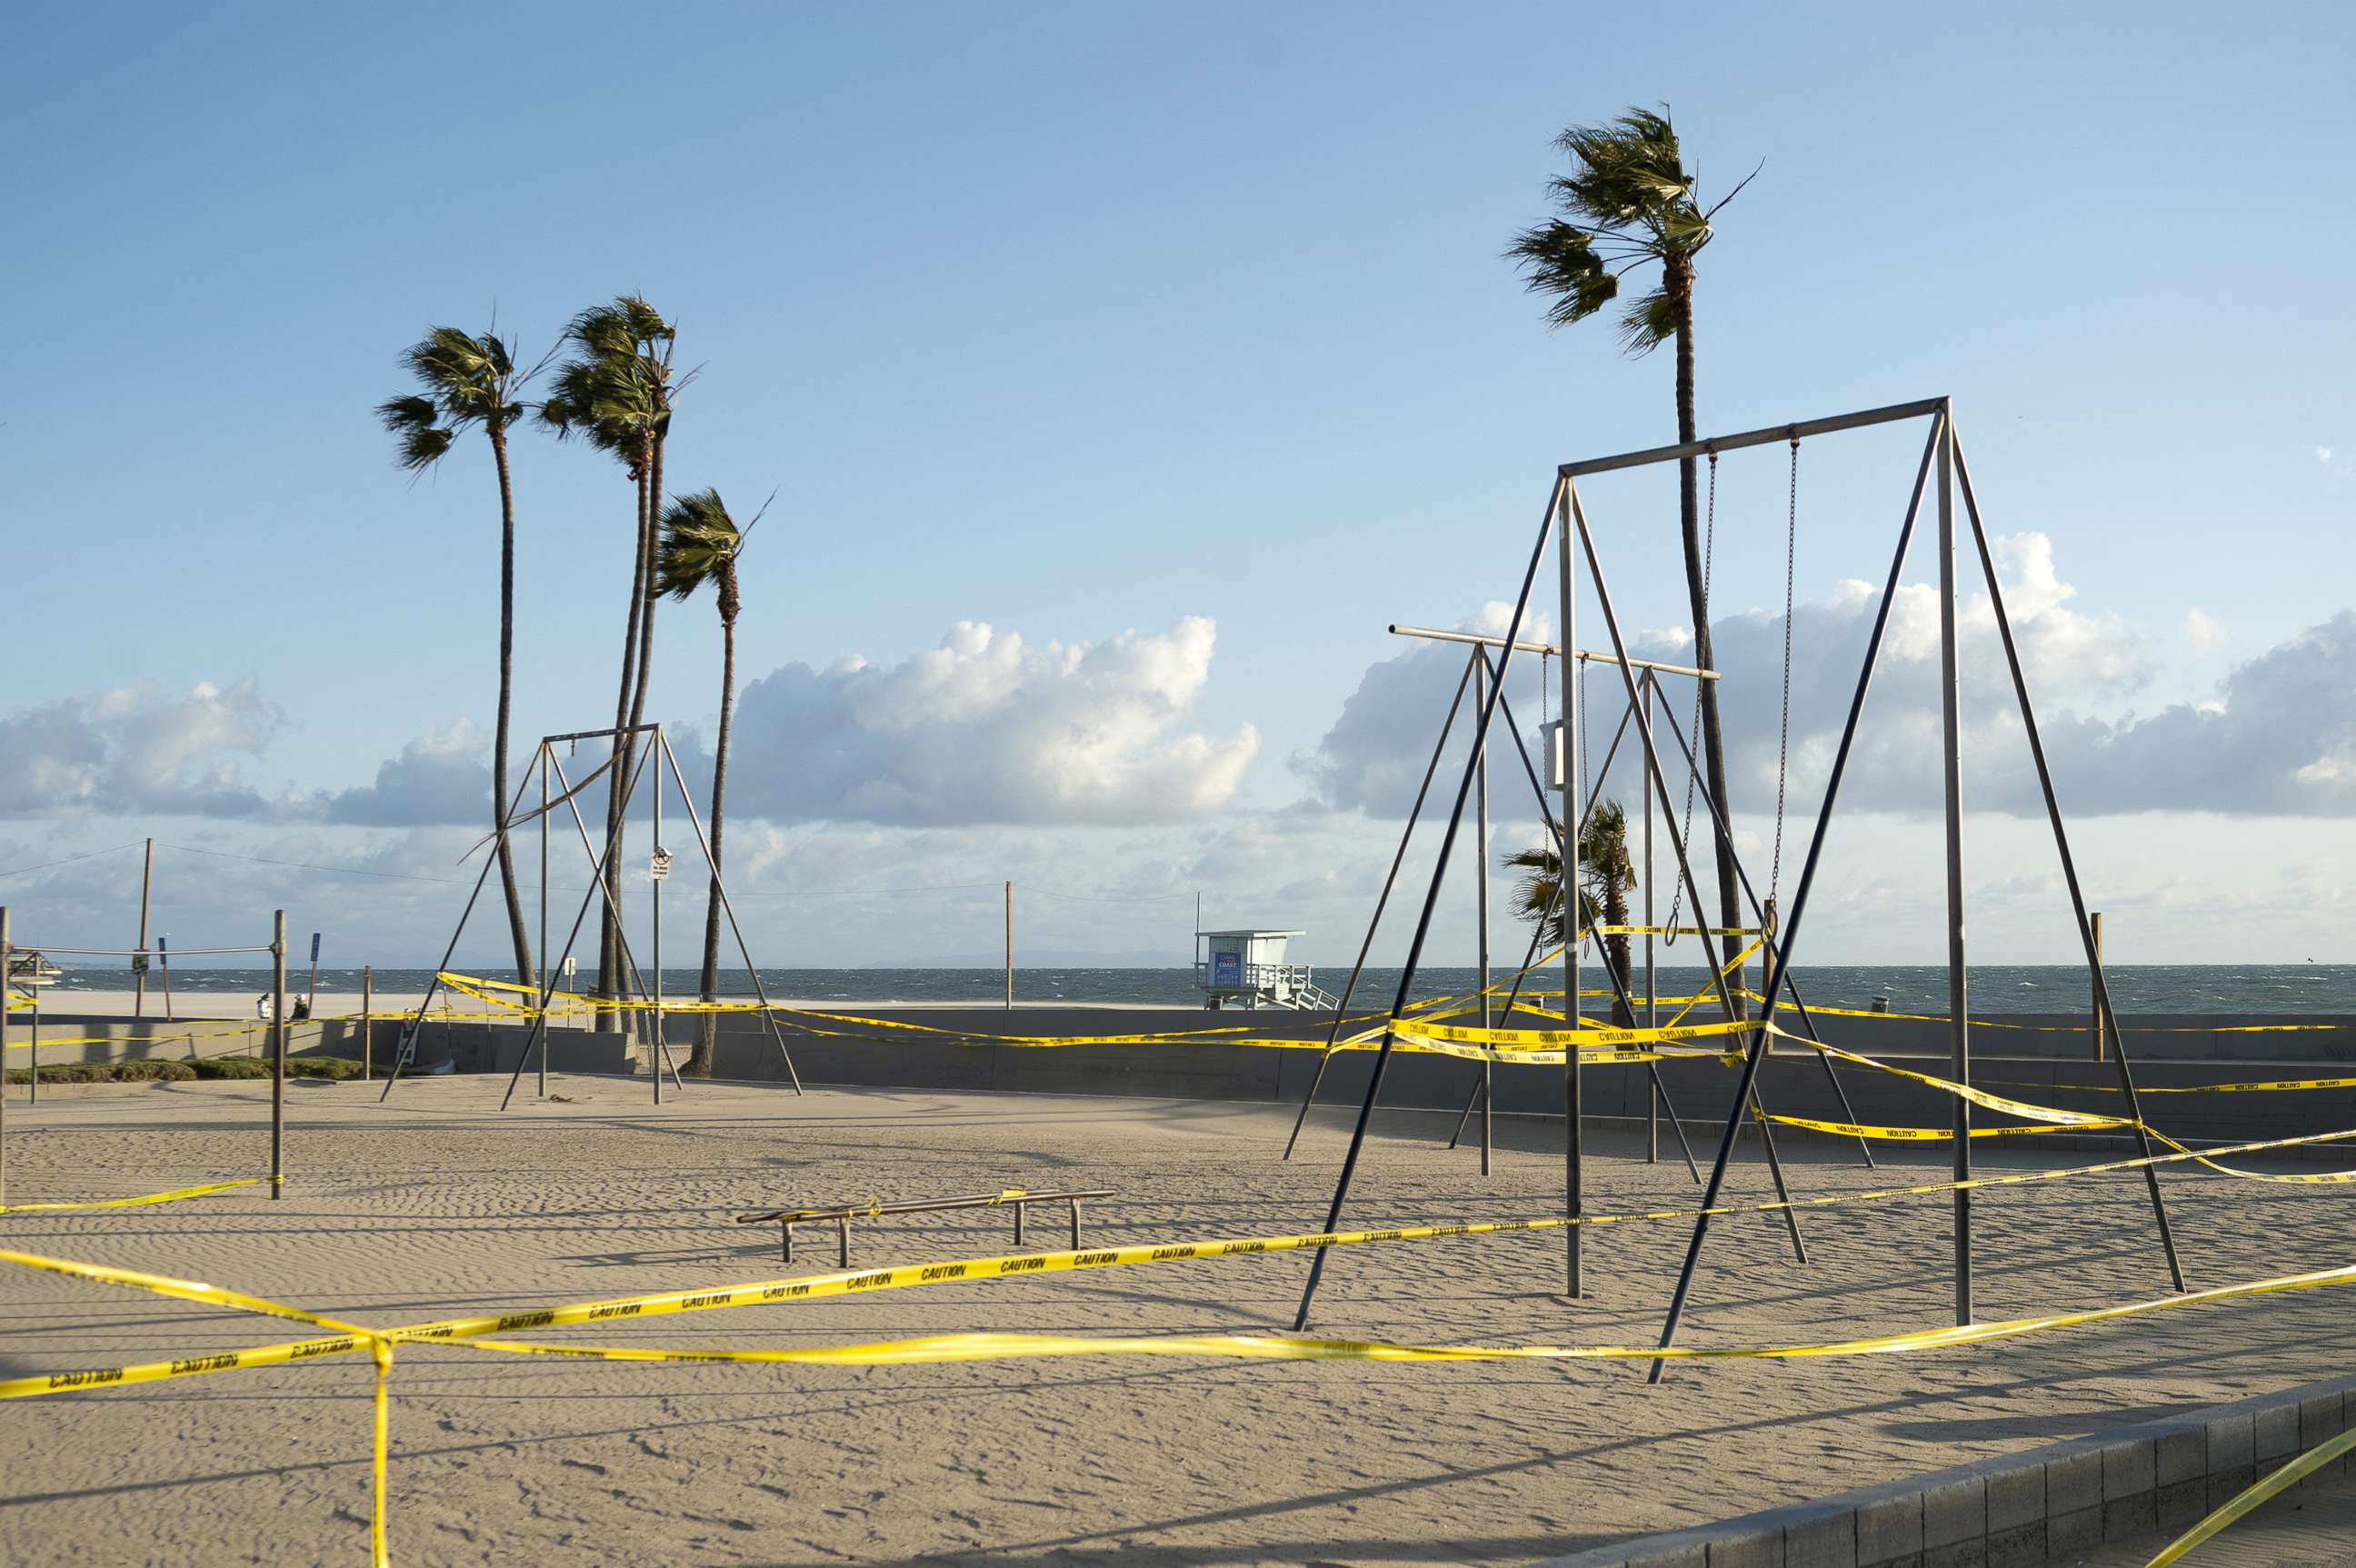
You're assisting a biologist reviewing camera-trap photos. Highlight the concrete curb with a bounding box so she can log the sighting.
[1531,1372,2356,1568]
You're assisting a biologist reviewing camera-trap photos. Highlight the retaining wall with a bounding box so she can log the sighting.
[1531,1370,2356,1568]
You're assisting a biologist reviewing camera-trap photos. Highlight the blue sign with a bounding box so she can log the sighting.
[1212,950,1243,988]
[309,933,322,964]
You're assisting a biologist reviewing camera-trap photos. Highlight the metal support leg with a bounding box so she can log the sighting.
[1070,1197,1083,1249]
[837,1216,850,1269]
[1642,415,1942,1381]
[1014,1202,1026,1249]
[1292,476,1563,1333]
[1954,431,2184,1293]
[783,1222,794,1263]
[1283,654,1479,1161]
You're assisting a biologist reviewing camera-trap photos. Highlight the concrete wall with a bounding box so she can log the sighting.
[701,1005,2356,1152]
[16,1013,633,1075]
[1534,1370,2356,1568]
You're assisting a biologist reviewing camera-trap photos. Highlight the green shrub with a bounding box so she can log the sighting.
[3,1059,200,1084]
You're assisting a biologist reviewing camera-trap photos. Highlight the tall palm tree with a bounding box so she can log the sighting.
[378,325,542,986]
[1508,105,1757,1013]
[654,487,765,1075]
[540,297,677,1022]
[1504,801,1638,1027]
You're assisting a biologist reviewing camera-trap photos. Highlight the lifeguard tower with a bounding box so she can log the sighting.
[1193,929,1336,1011]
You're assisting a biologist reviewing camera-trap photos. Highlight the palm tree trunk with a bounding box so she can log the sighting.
[489,424,535,987]
[684,584,734,1078]
[1602,880,1633,1028]
[1667,256,1745,1019]
[616,432,664,1051]
[596,462,649,1029]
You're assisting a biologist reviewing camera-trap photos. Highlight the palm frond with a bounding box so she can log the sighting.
[654,487,744,600]
[1612,288,1676,356]
[1505,221,1619,328]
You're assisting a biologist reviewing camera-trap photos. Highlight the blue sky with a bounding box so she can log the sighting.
[3,2,2351,968]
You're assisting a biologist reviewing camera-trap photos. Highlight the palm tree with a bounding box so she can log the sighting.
[1504,800,1638,1027]
[1508,105,1757,1013]
[654,487,765,1075]
[540,296,677,1023]
[377,325,542,986]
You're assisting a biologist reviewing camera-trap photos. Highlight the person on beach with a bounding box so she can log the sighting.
[255,993,275,1022]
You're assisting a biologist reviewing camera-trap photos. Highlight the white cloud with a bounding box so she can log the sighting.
[1293,604,1556,815]
[0,680,283,819]
[710,615,1259,825]
[318,719,496,827]
[2184,608,2227,650]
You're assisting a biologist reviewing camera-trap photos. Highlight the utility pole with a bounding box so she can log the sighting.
[134,838,155,1017]
[1003,881,1013,1009]
[2090,911,2105,1062]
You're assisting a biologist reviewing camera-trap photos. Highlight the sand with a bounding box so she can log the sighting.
[4,1078,2354,1567]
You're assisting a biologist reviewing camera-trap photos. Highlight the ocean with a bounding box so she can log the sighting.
[41,964,2356,1015]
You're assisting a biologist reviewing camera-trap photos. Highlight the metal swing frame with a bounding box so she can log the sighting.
[1288,395,2185,1353]
[375,723,804,1109]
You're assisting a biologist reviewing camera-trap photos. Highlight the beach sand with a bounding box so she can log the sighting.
[3,1078,2351,1566]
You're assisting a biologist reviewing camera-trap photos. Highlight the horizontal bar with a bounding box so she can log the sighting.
[736,1188,1115,1225]
[1387,625,1721,681]
[1559,396,1950,478]
[12,944,275,957]
[541,724,662,745]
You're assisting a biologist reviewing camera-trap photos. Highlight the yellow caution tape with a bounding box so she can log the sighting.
[0,1178,262,1214]
[465,1256,2356,1367]
[2147,1420,2356,1565]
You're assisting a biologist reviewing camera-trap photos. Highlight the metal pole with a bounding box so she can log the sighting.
[653,738,664,1105]
[1952,434,2183,1292]
[656,735,803,1093]
[1291,474,1563,1333]
[159,934,173,1023]
[1283,654,1478,1161]
[1644,412,1943,1380]
[1,907,9,1206]
[1650,691,1879,1168]
[1935,414,1972,1326]
[2091,912,2105,1062]
[305,933,321,1014]
[135,838,154,1018]
[1474,653,1493,1179]
[1004,881,1013,1009]
[271,910,286,1200]
[1560,484,1583,1298]
[504,746,656,1111]
[1643,672,1658,1163]
[380,754,539,1102]
[361,964,373,1081]
[540,746,550,1094]
[27,988,36,1104]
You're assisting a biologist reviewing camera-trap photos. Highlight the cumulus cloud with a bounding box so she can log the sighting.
[710,616,1259,825]
[2184,608,2227,650]
[319,720,498,827]
[0,680,283,819]
[1304,534,2356,824]
[1293,601,1556,815]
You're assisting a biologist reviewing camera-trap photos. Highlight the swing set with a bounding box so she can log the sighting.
[1286,396,2187,1375]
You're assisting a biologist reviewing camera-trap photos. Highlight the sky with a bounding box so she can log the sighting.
[2,1,2351,971]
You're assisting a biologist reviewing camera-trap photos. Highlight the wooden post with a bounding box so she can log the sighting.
[271,911,287,1200]
[1003,881,1013,1009]
[135,837,154,1018]
[2091,911,2105,1062]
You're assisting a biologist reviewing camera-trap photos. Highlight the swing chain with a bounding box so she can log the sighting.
[1772,431,1798,901]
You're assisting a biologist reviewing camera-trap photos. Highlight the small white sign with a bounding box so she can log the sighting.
[650,847,673,882]
[562,954,578,978]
